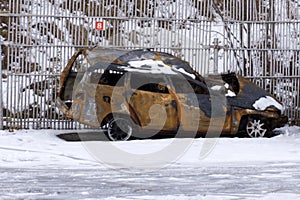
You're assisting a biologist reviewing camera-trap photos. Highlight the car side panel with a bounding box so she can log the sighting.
[129,90,179,132]
[178,98,209,133]
[176,93,233,134]
[95,84,129,126]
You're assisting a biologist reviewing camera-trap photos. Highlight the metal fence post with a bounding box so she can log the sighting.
[0,40,3,130]
[213,38,219,74]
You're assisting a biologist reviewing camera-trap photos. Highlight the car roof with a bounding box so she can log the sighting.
[83,47,205,83]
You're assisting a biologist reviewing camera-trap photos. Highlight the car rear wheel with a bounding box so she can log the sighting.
[107,117,133,141]
[246,117,268,138]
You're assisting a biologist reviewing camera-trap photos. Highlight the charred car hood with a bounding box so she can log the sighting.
[207,74,284,113]
[229,77,282,111]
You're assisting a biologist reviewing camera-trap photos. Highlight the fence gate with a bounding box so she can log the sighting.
[1,0,299,129]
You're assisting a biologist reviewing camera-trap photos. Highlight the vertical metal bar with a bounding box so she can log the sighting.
[13,0,20,129]
[207,1,212,75]
[213,38,219,74]
[7,1,12,130]
[0,40,3,130]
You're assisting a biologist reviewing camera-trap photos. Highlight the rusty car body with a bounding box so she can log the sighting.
[56,47,288,141]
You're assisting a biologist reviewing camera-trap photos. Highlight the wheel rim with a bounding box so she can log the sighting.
[246,119,267,138]
[107,118,132,141]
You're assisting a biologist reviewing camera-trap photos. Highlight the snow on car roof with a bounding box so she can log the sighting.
[84,47,200,80]
[125,59,177,75]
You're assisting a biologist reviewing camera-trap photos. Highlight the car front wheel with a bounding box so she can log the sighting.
[107,117,133,141]
[246,117,268,138]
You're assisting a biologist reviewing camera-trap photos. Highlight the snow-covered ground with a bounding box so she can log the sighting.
[1,126,300,199]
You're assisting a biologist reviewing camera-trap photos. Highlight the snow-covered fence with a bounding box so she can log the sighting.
[217,0,300,125]
[1,0,299,129]
[1,0,213,129]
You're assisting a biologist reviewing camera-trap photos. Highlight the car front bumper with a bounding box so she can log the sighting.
[270,115,288,129]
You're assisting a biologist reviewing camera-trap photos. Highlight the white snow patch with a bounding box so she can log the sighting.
[225,90,236,97]
[0,126,300,199]
[103,193,300,200]
[253,96,284,112]
[211,84,236,97]
[0,129,101,169]
[126,59,177,75]
[0,125,300,169]
[172,67,196,79]
[211,85,223,91]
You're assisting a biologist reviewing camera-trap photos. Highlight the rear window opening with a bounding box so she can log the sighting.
[60,54,89,105]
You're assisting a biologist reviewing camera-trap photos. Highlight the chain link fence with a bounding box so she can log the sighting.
[0,0,299,130]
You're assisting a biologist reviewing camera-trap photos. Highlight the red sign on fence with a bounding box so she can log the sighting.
[95,21,105,30]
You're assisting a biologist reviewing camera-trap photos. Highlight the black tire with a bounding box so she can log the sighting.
[106,115,134,141]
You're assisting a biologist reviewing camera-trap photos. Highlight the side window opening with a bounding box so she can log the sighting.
[130,73,169,94]
[188,80,209,95]
[170,76,208,94]
[137,83,169,94]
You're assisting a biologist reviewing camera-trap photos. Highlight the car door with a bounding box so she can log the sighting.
[127,73,179,133]
[170,76,229,134]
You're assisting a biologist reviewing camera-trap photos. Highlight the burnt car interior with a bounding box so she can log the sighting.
[130,73,170,94]
[60,71,81,108]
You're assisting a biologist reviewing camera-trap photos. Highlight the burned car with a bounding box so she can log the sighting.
[57,47,288,141]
